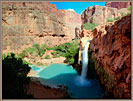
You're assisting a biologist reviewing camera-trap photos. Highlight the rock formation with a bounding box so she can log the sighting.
[75,27,81,39]
[79,14,131,98]
[105,2,131,9]
[2,2,81,53]
[81,5,130,25]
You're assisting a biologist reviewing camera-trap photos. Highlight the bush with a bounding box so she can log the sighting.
[114,16,120,20]
[107,18,115,22]
[127,6,131,10]
[45,55,51,59]
[18,50,28,58]
[37,62,43,66]
[121,12,127,17]
[107,16,121,22]
[65,41,79,64]
[82,22,98,30]
[2,53,33,98]
[41,44,48,50]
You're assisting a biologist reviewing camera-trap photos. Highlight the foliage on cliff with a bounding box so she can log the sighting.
[2,53,33,98]
[82,22,98,30]
[49,39,80,64]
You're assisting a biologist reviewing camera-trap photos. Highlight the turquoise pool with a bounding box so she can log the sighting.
[29,65,40,71]
[31,64,105,98]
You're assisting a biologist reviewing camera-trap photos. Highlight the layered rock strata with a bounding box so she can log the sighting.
[105,2,131,9]
[2,2,81,53]
[81,5,130,25]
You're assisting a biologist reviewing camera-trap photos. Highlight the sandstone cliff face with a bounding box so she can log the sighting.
[81,5,130,25]
[2,2,81,53]
[105,2,131,9]
[79,14,131,98]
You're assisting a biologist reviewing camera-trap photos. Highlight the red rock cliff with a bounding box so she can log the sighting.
[79,14,131,98]
[2,2,81,53]
[81,5,130,25]
[105,2,131,9]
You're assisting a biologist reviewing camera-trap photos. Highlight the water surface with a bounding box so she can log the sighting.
[31,64,105,98]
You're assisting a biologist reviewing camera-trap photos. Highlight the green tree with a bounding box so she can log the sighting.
[82,22,98,30]
[2,53,33,98]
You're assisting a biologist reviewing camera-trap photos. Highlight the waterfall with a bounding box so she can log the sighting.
[75,40,91,86]
[81,41,90,80]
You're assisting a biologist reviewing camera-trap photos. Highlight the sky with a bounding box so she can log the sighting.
[50,2,105,15]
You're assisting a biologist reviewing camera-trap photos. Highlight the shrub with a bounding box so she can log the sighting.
[99,66,104,74]
[32,43,46,57]
[114,16,120,20]
[37,62,43,66]
[2,53,33,98]
[107,18,115,22]
[127,6,131,10]
[107,16,121,22]
[32,43,40,49]
[25,47,35,54]
[53,55,60,58]
[41,44,48,50]
[18,50,28,58]
[45,55,51,59]
[121,12,127,17]
[82,22,98,30]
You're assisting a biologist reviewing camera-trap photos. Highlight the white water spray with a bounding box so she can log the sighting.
[81,41,90,80]
[75,40,91,86]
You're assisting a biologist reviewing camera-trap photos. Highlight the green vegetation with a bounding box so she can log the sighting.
[18,43,47,58]
[99,66,104,75]
[37,62,43,66]
[107,18,114,22]
[121,12,127,17]
[32,43,45,57]
[121,12,131,17]
[82,22,98,30]
[107,16,121,22]
[127,6,131,10]
[104,72,109,82]
[17,39,79,65]
[2,53,33,98]
[44,39,79,64]
[114,16,121,21]
[45,55,51,59]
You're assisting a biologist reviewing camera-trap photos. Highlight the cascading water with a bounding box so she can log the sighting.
[81,41,90,80]
[75,40,91,86]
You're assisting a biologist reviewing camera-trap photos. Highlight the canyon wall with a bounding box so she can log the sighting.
[2,2,81,53]
[90,14,131,98]
[105,2,131,9]
[79,14,131,98]
[81,5,130,25]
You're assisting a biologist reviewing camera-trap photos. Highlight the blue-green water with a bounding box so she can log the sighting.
[30,64,105,98]
[30,65,40,71]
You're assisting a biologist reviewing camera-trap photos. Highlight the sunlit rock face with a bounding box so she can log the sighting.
[81,5,130,25]
[2,2,81,53]
[105,2,131,9]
